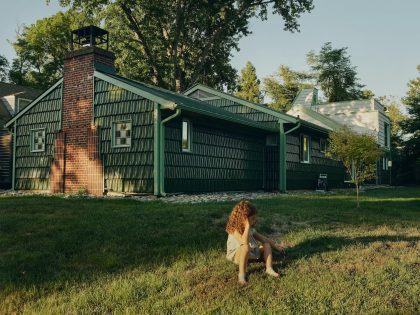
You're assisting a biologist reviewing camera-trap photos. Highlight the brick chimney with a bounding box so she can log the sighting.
[51,26,115,195]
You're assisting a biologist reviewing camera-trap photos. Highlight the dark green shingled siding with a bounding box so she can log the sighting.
[165,117,265,193]
[94,79,154,193]
[14,85,62,190]
[206,99,278,129]
[286,133,346,190]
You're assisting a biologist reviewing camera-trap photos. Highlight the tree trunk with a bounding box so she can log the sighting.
[355,182,360,208]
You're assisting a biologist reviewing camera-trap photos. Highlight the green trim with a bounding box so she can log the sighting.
[12,122,16,191]
[159,109,182,196]
[5,79,63,128]
[94,71,176,109]
[184,84,297,124]
[153,103,161,196]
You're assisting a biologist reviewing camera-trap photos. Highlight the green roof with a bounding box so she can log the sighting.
[94,71,277,132]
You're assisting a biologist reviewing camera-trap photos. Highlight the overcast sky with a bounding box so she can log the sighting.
[0,0,419,98]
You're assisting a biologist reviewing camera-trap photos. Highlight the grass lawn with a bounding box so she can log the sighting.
[0,187,419,314]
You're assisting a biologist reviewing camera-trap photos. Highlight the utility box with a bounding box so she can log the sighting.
[316,174,328,192]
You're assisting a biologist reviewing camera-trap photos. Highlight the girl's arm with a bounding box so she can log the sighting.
[254,232,284,252]
[233,219,251,245]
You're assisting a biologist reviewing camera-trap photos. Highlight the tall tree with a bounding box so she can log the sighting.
[0,55,9,82]
[307,42,364,102]
[402,65,420,158]
[235,61,262,103]
[51,0,314,91]
[327,127,383,208]
[263,65,313,111]
[9,10,95,90]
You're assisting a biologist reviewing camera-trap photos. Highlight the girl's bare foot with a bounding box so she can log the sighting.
[266,267,279,277]
[238,273,247,285]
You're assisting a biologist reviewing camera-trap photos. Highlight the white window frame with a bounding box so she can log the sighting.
[30,128,46,153]
[111,120,132,148]
[300,134,310,163]
[181,119,192,152]
[320,138,327,154]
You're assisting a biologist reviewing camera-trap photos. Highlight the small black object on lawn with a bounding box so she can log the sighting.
[316,173,328,192]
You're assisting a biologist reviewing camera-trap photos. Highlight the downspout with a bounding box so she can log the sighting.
[153,103,161,196]
[159,108,181,196]
[278,119,301,193]
[12,122,17,191]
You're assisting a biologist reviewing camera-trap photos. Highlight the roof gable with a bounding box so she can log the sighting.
[5,79,63,128]
[184,84,297,124]
[287,105,343,130]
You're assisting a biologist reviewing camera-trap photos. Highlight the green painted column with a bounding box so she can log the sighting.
[279,122,287,192]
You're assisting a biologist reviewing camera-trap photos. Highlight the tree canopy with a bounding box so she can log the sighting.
[402,65,420,157]
[0,55,9,82]
[9,10,94,90]
[43,0,314,92]
[235,61,262,103]
[263,65,313,111]
[307,42,365,102]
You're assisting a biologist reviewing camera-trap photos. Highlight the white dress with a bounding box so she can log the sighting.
[226,228,261,263]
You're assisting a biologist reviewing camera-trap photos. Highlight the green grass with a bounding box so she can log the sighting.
[0,187,419,314]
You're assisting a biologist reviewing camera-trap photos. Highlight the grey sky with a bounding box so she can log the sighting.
[0,0,419,98]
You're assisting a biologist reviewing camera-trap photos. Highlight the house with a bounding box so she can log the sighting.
[5,26,347,195]
[0,82,41,188]
[287,89,392,184]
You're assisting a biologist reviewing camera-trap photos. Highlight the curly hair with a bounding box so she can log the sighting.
[225,200,257,235]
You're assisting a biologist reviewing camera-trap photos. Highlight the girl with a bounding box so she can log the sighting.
[226,200,283,285]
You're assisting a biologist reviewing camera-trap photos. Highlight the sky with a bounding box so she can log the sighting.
[0,0,419,99]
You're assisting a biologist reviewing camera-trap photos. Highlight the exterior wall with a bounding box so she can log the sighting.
[164,115,266,193]
[94,78,154,193]
[286,132,346,190]
[14,85,62,190]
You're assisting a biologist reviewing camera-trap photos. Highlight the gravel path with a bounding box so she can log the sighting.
[0,185,394,204]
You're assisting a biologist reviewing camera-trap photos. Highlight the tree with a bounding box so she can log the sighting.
[307,42,364,102]
[235,61,262,103]
[263,65,313,111]
[326,127,383,208]
[0,55,9,82]
[402,65,420,157]
[361,89,375,99]
[51,0,314,91]
[9,10,95,90]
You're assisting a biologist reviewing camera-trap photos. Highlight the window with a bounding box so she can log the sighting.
[384,122,390,147]
[300,134,310,163]
[320,138,327,153]
[266,134,277,146]
[31,129,46,152]
[383,157,388,170]
[112,121,132,148]
[182,119,191,152]
[17,98,32,112]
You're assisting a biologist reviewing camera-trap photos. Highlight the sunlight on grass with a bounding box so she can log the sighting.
[0,187,419,314]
